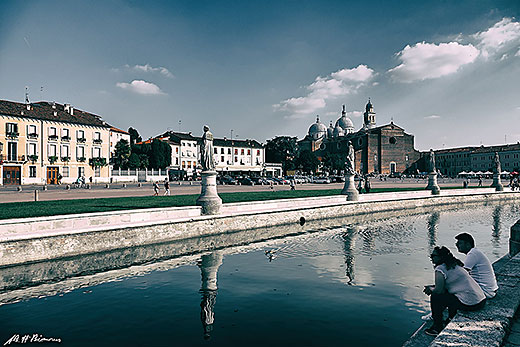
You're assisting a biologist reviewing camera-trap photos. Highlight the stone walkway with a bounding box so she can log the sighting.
[505,313,520,347]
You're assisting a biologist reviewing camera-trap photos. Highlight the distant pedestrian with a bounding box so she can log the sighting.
[357,177,364,194]
[290,179,296,191]
[164,179,170,196]
[153,181,160,196]
[364,177,371,193]
[269,180,274,190]
[478,177,482,187]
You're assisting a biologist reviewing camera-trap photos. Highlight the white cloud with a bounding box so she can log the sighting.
[330,64,375,82]
[515,49,520,57]
[274,64,374,117]
[350,111,363,118]
[424,114,441,119]
[131,64,174,78]
[388,42,479,83]
[116,80,165,95]
[474,18,520,59]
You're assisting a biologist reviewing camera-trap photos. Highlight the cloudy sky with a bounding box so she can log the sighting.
[0,0,519,150]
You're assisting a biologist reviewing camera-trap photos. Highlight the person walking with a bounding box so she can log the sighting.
[290,178,296,191]
[164,179,170,196]
[153,181,160,196]
[364,176,371,193]
[357,176,364,194]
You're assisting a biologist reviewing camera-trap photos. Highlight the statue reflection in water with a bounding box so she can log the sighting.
[341,227,358,285]
[427,212,440,252]
[198,252,223,340]
[492,206,502,250]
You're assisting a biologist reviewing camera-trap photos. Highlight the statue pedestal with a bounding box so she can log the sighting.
[491,173,504,191]
[341,173,359,201]
[196,171,222,215]
[426,172,440,195]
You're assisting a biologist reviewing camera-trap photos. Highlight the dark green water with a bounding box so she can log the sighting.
[0,202,518,346]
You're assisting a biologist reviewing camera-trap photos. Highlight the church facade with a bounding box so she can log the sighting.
[299,100,421,175]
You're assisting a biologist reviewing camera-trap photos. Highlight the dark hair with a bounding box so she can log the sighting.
[433,246,464,270]
[455,233,475,248]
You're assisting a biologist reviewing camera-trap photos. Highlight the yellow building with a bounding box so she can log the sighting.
[0,100,112,185]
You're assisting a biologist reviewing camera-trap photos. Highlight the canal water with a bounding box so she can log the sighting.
[0,201,518,346]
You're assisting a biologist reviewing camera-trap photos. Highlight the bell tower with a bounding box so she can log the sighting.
[363,98,376,129]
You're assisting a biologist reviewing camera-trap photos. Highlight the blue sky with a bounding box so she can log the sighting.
[0,0,519,150]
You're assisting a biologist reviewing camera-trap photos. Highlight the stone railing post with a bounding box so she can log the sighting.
[510,220,520,257]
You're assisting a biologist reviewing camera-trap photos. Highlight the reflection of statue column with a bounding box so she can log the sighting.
[342,140,359,201]
[491,152,504,191]
[196,125,222,214]
[425,149,440,195]
[492,206,502,249]
[361,228,376,254]
[427,212,440,252]
[341,227,358,285]
[198,252,224,340]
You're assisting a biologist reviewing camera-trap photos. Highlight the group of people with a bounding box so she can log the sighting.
[510,176,520,191]
[153,179,171,196]
[423,233,498,336]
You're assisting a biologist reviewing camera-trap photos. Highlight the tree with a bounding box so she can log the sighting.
[295,149,320,174]
[149,139,172,169]
[265,136,298,174]
[127,153,141,169]
[112,139,131,169]
[128,127,142,145]
[322,152,345,174]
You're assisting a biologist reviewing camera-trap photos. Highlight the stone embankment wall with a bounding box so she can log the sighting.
[0,190,519,268]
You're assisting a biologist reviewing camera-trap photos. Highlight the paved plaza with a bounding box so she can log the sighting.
[0,178,494,203]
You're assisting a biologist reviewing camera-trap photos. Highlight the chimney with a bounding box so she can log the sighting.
[53,111,57,117]
[52,102,56,109]
[70,106,74,115]
[64,104,70,112]
[26,104,31,111]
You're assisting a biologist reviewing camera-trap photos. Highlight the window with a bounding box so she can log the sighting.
[28,124,37,137]
[221,148,224,154]
[214,148,218,154]
[247,149,251,155]
[257,150,260,156]
[93,147,101,158]
[175,158,179,165]
[241,149,244,155]
[77,130,85,141]
[176,147,179,153]
[221,156,224,162]
[29,166,36,178]
[49,127,57,136]
[228,148,231,154]
[6,123,18,133]
[28,143,37,156]
[235,157,238,162]
[61,145,69,157]
[235,149,238,155]
[76,146,85,160]
[78,167,85,178]
[62,166,69,177]
[95,167,100,177]
[62,128,70,137]
[48,144,57,156]
[94,132,101,140]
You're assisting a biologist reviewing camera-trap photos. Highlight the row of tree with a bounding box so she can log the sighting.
[112,127,172,169]
[265,136,346,175]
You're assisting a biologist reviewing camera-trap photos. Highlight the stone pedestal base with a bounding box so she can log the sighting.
[426,172,440,195]
[491,173,504,191]
[196,171,222,215]
[510,220,520,257]
[341,173,359,201]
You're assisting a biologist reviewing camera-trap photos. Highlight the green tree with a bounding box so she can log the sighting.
[127,153,141,169]
[265,136,298,174]
[112,139,131,169]
[295,149,320,174]
[149,139,172,169]
[138,154,149,169]
[128,127,142,145]
[322,152,345,174]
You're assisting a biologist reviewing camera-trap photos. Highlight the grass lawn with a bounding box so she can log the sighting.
[0,186,467,220]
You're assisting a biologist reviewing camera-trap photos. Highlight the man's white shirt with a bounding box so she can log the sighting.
[464,248,498,298]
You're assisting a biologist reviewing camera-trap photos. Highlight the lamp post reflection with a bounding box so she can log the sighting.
[198,251,223,340]
[427,212,440,252]
[341,227,358,285]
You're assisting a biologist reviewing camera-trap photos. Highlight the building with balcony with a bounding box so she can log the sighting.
[0,100,113,185]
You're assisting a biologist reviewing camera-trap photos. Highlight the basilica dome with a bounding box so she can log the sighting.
[308,116,327,140]
[334,104,354,135]
[333,125,345,138]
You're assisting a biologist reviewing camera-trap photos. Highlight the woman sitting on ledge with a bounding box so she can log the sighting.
[423,246,486,336]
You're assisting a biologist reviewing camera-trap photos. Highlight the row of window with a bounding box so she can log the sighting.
[5,141,102,160]
[212,148,261,156]
[5,123,102,141]
[28,166,102,178]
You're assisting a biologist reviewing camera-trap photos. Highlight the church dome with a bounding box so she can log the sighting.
[308,116,327,140]
[333,125,344,138]
[335,116,354,132]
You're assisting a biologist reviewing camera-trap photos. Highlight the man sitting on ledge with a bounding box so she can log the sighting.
[455,232,498,299]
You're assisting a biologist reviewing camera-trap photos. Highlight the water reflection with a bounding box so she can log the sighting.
[341,227,358,285]
[198,252,223,340]
[492,206,502,250]
[427,212,440,252]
